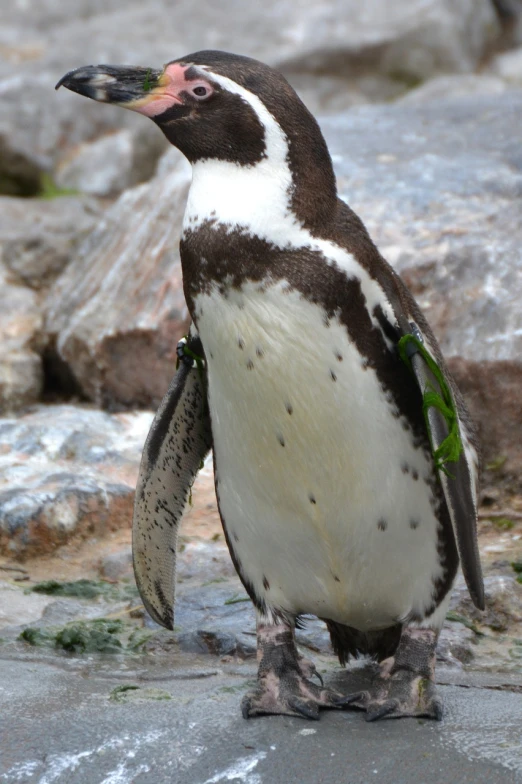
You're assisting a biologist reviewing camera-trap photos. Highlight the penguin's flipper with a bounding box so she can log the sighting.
[398,324,484,611]
[132,330,212,630]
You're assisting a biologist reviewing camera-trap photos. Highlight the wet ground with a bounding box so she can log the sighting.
[1,651,522,783]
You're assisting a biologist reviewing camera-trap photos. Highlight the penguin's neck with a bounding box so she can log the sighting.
[182,80,338,245]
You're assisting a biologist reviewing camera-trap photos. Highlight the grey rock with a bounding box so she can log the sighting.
[176,541,236,584]
[451,574,522,632]
[437,623,477,666]
[176,630,256,658]
[0,0,501,191]
[0,194,101,289]
[54,128,166,197]
[45,154,191,408]
[490,44,522,83]
[398,74,508,105]
[0,267,44,413]
[99,548,133,581]
[0,404,153,558]
[0,579,54,629]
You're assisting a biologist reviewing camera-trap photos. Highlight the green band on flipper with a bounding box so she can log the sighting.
[398,333,463,477]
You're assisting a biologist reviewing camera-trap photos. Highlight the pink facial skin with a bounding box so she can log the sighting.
[130,62,214,117]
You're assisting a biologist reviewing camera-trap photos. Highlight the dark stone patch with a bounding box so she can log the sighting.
[262,575,270,591]
[377,518,388,531]
[330,370,337,382]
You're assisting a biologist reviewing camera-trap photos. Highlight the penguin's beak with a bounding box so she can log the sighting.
[55,64,166,112]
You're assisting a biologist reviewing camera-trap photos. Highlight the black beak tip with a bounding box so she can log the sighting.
[55,67,83,91]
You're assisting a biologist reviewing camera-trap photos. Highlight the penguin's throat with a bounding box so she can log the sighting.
[183,154,299,242]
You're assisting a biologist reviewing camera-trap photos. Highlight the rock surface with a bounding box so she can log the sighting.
[0,194,101,290]
[0,0,504,195]
[0,268,44,413]
[45,154,191,408]
[0,404,153,557]
[54,128,167,197]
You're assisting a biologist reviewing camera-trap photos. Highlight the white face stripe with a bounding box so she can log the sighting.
[183,68,397,335]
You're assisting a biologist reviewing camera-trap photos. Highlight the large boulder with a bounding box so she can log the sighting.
[0,0,501,194]
[0,194,103,412]
[0,267,44,413]
[0,194,101,290]
[45,152,191,408]
[321,89,522,477]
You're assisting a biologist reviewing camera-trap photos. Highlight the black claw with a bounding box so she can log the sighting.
[334,692,366,708]
[366,699,399,722]
[241,697,253,720]
[288,697,320,720]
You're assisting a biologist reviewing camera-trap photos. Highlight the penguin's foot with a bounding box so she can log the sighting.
[345,627,442,721]
[242,619,350,720]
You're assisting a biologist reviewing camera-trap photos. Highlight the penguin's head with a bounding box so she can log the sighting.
[57,51,337,228]
[58,51,331,163]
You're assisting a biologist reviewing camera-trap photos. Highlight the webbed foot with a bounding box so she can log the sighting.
[346,628,442,721]
[242,618,352,719]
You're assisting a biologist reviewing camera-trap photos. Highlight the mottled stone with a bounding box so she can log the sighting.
[0,404,153,558]
[0,268,44,413]
[451,575,522,632]
[99,548,133,581]
[0,195,101,289]
[54,128,166,197]
[0,0,502,193]
[45,156,191,408]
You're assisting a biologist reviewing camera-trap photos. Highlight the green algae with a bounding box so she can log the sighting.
[29,579,139,602]
[18,617,154,655]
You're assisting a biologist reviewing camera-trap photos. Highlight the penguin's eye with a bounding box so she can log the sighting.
[191,84,212,100]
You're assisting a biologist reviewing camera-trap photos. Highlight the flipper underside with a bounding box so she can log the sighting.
[132,330,212,628]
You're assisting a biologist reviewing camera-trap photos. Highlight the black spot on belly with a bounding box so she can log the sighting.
[278,434,285,447]
[286,402,293,415]
[330,370,337,382]
[410,519,419,530]
[238,337,244,349]
[246,359,254,370]
[335,352,343,362]
[309,494,316,504]
[377,518,387,531]
[256,347,264,358]
[411,468,419,481]
[233,532,239,542]
[333,575,340,583]
[401,462,409,474]
[262,575,270,590]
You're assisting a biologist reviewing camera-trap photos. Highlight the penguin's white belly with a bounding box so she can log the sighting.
[194,281,444,631]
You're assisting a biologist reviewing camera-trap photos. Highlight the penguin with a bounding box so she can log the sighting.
[56,52,484,721]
